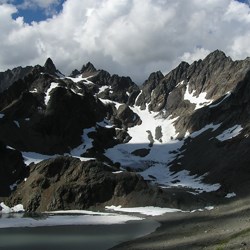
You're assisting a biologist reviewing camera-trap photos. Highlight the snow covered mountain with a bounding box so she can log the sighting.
[1,50,250,211]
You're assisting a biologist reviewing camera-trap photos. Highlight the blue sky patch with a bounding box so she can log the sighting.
[11,0,65,23]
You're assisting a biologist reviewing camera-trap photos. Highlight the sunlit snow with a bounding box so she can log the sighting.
[98,85,110,93]
[66,75,94,84]
[29,88,38,93]
[105,105,181,169]
[105,205,182,216]
[44,82,59,105]
[141,164,221,193]
[184,84,212,110]
[0,202,24,214]
[105,104,221,193]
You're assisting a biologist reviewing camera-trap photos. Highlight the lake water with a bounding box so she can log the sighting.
[0,214,159,250]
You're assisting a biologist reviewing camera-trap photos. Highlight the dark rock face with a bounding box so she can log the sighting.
[0,142,27,197]
[0,68,108,154]
[170,124,250,196]
[6,156,173,212]
[43,58,64,77]
[0,66,34,93]
[116,104,141,128]
[0,58,63,94]
[136,62,189,111]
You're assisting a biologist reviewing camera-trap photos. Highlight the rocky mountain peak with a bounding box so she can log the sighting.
[80,62,97,73]
[203,49,229,63]
[44,57,58,75]
[146,71,164,84]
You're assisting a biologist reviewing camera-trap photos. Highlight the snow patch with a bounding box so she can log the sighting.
[14,121,20,128]
[209,92,231,108]
[66,75,94,85]
[30,88,38,93]
[9,182,17,191]
[97,119,113,128]
[98,85,110,93]
[44,82,59,105]
[191,206,215,213]
[187,123,221,138]
[0,202,24,214]
[216,125,243,141]
[112,171,123,174]
[184,84,212,110]
[141,164,221,193]
[0,113,4,119]
[176,80,184,87]
[21,151,58,166]
[100,98,122,109]
[105,205,182,216]
[225,192,236,198]
[69,127,96,161]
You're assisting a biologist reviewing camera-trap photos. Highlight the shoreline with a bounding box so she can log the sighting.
[111,198,250,250]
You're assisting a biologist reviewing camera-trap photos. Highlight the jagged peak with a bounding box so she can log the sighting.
[164,61,190,80]
[204,50,228,62]
[44,58,56,71]
[43,57,59,76]
[148,71,164,81]
[80,62,97,73]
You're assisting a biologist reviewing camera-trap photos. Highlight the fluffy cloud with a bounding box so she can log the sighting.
[0,0,250,83]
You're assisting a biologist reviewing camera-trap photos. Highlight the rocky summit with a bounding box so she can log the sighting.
[1,50,250,211]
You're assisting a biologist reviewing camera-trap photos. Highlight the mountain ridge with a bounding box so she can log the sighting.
[1,49,250,211]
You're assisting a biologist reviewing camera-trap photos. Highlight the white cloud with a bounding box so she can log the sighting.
[0,0,250,83]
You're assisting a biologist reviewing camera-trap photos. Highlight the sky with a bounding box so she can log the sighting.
[0,0,250,83]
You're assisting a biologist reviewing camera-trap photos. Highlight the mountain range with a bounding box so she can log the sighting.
[1,50,250,212]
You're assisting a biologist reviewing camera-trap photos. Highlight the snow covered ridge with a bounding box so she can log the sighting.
[0,202,24,214]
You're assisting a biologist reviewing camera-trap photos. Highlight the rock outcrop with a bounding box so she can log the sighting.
[0,142,27,197]
[5,156,200,212]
